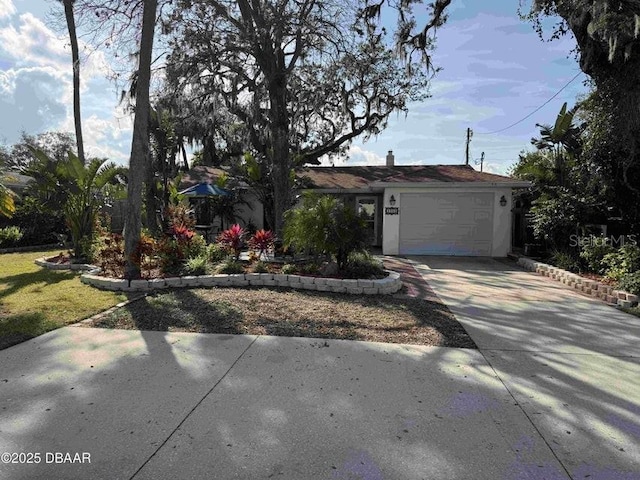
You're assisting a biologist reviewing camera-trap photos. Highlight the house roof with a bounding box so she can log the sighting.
[298,165,524,190]
[178,166,230,190]
[180,164,529,191]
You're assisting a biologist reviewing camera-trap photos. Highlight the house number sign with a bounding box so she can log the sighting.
[385,207,399,215]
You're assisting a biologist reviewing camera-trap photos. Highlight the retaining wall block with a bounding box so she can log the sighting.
[330,285,346,293]
[314,278,327,286]
[618,299,633,308]
[326,278,343,287]
[130,279,150,291]
[181,276,200,287]
[273,274,288,282]
[197,276,217,287]
[212,275,230,285]
[148,278,167,289]
[315,284,330,292]
[299,276,315,285]
[347,287,364,295]
[363,286,380,295]
[358,279,375,288]
[626,294,638,305]
[165,277,183,288]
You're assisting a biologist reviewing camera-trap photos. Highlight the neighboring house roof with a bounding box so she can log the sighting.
[180,164,530,191]
[299,165,529,190]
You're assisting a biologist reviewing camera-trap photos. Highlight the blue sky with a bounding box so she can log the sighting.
[0,0,588,174]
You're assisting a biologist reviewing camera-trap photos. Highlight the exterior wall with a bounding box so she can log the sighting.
[382,187,513,257]
[235,191,264,230]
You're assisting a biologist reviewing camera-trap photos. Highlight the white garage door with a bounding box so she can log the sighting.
[399,192,494,255]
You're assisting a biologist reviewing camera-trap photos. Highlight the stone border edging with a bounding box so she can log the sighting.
[35,257,97,271]
[1,243,61,254]
[35,257,402,295]
[516,256,639,308]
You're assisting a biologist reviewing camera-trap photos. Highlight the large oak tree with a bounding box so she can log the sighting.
[163,0,442,233]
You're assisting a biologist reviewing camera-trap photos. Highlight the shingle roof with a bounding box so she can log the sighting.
[181,164,522,191]
[298,165,518,190]
[178,166,230,190]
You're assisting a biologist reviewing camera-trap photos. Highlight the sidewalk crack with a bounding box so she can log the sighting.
[129,335,260,479]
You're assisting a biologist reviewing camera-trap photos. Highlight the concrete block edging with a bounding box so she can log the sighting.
[516,256,639,308]
[36,257,402,295]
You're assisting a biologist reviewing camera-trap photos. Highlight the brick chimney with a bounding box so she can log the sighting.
[386,150,395,167]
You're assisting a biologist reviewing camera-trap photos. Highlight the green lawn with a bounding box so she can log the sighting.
[0,250,126,350]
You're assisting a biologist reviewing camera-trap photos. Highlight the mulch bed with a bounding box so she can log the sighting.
[79,257,476,349]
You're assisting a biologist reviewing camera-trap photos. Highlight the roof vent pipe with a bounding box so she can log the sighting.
[386,150,395,167]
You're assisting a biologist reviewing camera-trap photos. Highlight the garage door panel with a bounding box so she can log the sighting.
[399,192,494,256]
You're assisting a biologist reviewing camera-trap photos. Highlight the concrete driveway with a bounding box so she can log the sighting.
[408,256,640,480]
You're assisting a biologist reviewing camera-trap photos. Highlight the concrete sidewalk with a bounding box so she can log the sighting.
[408,256,640,480]
[1,327,567,480]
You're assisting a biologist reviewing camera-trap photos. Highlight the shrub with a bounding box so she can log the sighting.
[164,204,196,231]
[217,258,245,274]
[579,238,615,274]
[252,260,269,273]
[206,243,228,263]
[283,194,369,268]
[602,244,640,282]
[158,227,206,275]
[9,197,65,246]
[342,251,385,279]
[248,229,275,259]
[299,262,320,275]
[217,224,245,260]
[618,272,640,296]
[0,226,23,248]
[183,255,209,276]
[281,263,297,274]
[95,233,125,277]
[549,250,581,273]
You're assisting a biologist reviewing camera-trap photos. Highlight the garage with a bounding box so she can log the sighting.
[398,192,494,255]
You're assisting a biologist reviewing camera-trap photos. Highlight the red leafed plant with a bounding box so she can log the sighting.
[170,224,195,242]
[248,229,275,260]
[217,224,245,260]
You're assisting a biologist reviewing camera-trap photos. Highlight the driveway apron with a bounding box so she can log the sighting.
[409,256,640,480]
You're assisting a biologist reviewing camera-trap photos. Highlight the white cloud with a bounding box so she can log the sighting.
[0,0,16,20]
[0,67,69,142]
[0,13,68,69]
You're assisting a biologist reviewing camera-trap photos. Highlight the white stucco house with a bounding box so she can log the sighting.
[180,152,530,257]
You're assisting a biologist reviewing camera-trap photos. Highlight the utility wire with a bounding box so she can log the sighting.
[476,71,584,135]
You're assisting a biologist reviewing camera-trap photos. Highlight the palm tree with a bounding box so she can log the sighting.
[124,0,158,280]
[531,102,582,187]
[62,0,85,164]
[28,147,125,258]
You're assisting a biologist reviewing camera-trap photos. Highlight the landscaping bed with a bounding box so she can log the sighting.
[80,287,477,348]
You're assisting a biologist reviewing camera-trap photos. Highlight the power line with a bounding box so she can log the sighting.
[476,71,584,135]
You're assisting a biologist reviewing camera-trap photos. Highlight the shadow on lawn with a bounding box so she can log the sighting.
[0,269,76,300]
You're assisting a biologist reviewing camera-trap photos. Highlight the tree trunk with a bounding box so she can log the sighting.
[63,0,85,164]
[269,74,291,236]
[124,0,157,280]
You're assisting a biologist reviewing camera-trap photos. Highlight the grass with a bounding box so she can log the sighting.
[0,250,127,350]
[622,306,640,319]
[83,287,476,348]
